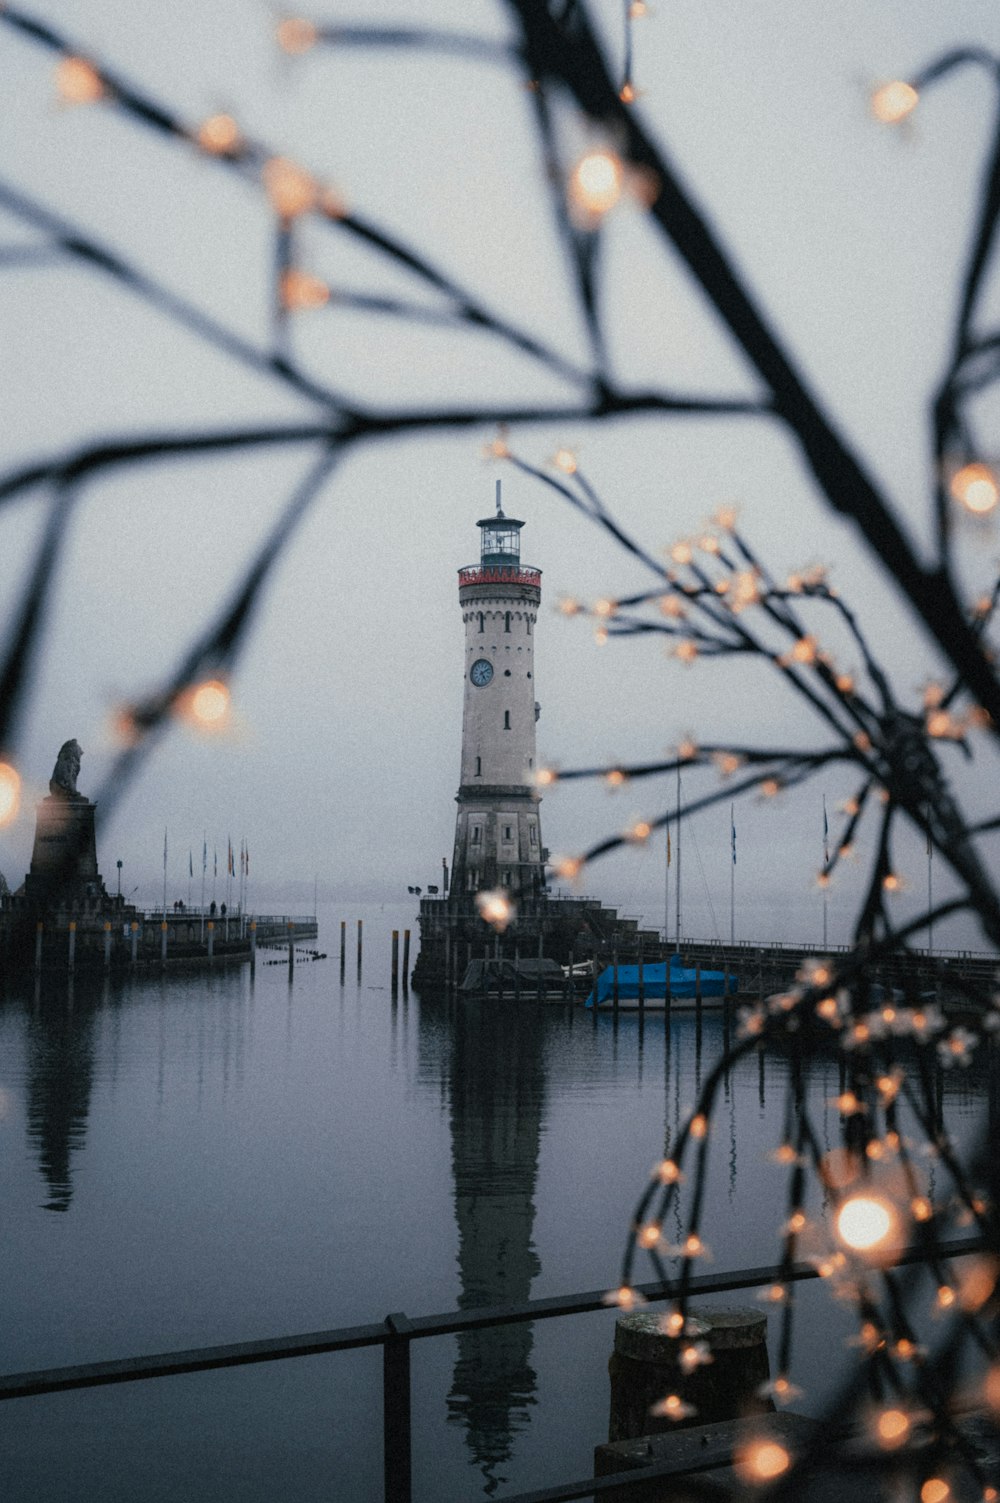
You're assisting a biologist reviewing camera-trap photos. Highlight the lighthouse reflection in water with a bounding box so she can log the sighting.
[0,911,993,1501]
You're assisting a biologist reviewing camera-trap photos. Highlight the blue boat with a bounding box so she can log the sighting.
[584,953,738,1009]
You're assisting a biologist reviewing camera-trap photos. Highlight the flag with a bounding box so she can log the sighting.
[731,807,736,866]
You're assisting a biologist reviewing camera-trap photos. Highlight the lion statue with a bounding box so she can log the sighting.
[49,739,84,799]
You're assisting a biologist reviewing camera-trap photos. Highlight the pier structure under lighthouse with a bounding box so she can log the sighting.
[452,489,546,899]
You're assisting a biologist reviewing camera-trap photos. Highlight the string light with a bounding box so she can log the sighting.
[674,641,698,664]
[475,889,514,931]
[552,448,578,474]
[280,268,330,310]
[557,597,581,616]
[654,1159,684,1184]
[534,766,558,787]
[950,462,999,515]
[568,148,625,223]
[872,1406,912,1449]
[484,431,510,460]
[689,1113,708,1139]
[262,156,319,220]
[551,855,583,881]
[835,1192,900,1258]
[594,598,618,618]
[669,541,693,565]
[55,56,105,105]
[276,17,320,54]
[650,1393,696,1420]
[181,679,231,730]
[604,767,628,788]
[920,1480,951,1503]
[712,505,739,531]
[882,872,903,893]
[659,594,686,618]
[734,1438,792,1484]
[619,83,637,105]
[729,570,761,612]
[627,819,652,843]
[628,1,650,17]
[870,80,919,124]
[196,114,242,157]
[0,762,20,826]
[636,1222,661,1249]
[602,1285,646,1309]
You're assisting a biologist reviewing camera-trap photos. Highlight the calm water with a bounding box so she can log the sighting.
[0,903,990,1501]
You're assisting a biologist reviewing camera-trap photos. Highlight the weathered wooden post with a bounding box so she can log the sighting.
[130,920,138,965]
[391,930,399,992]
[607,1308,771,1443]
[250,920,257,968]
[340,920,346,969]
[357,918,363,971]
[637,939,645,1018]
[288,921,295,969]
[696,962,702,1006]
[34,921,43,974]
[160,919,168,967]
[103,921,112,972]
[67,920,76,972]
[206,920,214,961]
[402,929,410,990]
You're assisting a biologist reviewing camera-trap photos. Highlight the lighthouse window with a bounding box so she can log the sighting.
[475,756,481,777]
[527,618,531,635]
[504,669,511,677]
[478,613,484,633]
[530,825,538,845]
[503,825,513,841]
[503,711,511,730]
[471,826,481,845]
[504,612,511,632]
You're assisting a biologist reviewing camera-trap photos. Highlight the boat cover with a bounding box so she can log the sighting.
[585,953,737,1008]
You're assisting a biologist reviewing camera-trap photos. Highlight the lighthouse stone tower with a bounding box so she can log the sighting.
[451,487,546,898]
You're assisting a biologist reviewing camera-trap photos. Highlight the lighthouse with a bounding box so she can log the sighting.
[451,485,546,898]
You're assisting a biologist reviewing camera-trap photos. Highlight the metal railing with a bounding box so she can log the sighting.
[0,1237,983,1503]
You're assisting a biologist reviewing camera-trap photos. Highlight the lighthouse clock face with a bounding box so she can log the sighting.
[470,658,494,687]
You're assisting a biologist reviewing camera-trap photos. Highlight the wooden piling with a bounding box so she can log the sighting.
[160,920,168,967]
[130,920,139,965]
[357,918,363,970]
[612,945,619,1013]
[34,921,43,974]
[288,921,295,969]
[250,920,257,967]
[340,920,346,968]
[207,920,214,960]
[391,930,399,991]
[402,929,410,989]
[68,921,76,972]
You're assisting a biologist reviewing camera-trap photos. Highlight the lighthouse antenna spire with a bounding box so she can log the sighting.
[496,478,502,516]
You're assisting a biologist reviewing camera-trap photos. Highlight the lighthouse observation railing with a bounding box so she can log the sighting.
[458,565,542,588]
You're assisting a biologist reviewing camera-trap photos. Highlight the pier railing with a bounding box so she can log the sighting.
[0,1235,984,1503]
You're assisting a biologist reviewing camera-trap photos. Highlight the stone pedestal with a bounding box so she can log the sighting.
[24,796,104,903]
[608,1307,771,1443]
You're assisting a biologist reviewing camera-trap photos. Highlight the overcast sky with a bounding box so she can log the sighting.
[1,0,998,947]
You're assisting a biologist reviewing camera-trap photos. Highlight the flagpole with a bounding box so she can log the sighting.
[162,828,167,921]
[675,763,682,950]
[664,821,670,947]
[200,835,206,940]
[187,850,192,912]
[822,794,829,949]
[730,803,735,946]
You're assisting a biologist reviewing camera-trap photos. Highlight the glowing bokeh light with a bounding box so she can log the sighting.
[569,148,625,221]
[196,114,242,156]
[475,889,514,932]
[920,1480,950,1503]
[835,1193,899,1255]
[0,762,21,826]
[281,269,330,310]
[950,462,999,515]
[735,1439,791,1484]
[263,156,319,219]
[870,80,918,124]
[189,680,230,727]
[277,17,319,54]
[56,56,104,105]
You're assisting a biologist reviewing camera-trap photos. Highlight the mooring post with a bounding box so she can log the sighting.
[357,918,363,971]
[67,920,76,972]
[383,1313,413,1503]
[696,962,702,1006]
[391,930,399,992]
[34,921,43,974]
[207,921,214,960]
[160,920,168,967]
[339,920,346,970]
[288,921,295,969]
[103,921,112,972]
[612,944,619,1013]
[402,929,410,990]
[637,940,645,1018]
[444,928,452,990]
[250,920,257,968]
[130,920,138,965]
